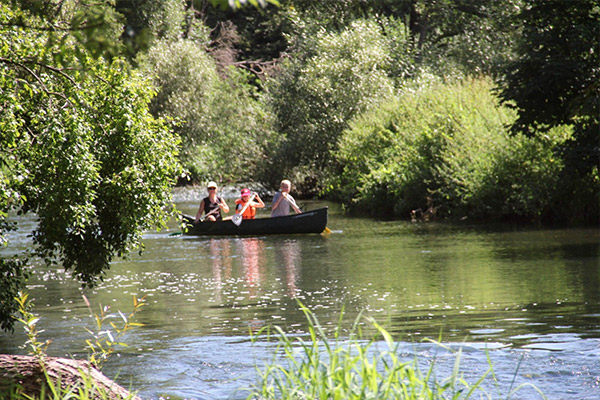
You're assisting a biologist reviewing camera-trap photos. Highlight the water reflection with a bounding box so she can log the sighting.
[274,240,301,298]
[191,236,305,311]
[208,239,231,302]
[239,238,264,296]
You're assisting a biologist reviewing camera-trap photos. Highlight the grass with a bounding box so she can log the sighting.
[247,303,547,400]
[3,370,139,400]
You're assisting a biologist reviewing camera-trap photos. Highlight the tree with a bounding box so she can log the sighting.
[115,0,281,60]
[497,0,599,224]
[264,19,396,192]
[116,0,188,57]
[285,0,520,76]
[498,0,599,172]
[138,39,276,183]
[0,1,181,331]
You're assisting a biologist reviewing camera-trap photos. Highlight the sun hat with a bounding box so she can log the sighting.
[207,181,218,189]
[240,188,251,197]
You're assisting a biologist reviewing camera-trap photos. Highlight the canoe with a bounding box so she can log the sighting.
[181,207,328,236]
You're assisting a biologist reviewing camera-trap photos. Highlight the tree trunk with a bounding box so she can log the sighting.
[0,354,141,399]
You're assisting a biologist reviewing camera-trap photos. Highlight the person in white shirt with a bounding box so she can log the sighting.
[271,179,302,217]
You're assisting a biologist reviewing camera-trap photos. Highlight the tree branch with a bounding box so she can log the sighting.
[0,58,73,106]
[34,62,77,86]
[0,21,107,33]
[220,56,287,79]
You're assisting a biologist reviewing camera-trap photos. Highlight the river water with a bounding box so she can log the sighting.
[1,187,599,399]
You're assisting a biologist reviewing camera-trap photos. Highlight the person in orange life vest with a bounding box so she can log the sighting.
[195,181,230,223]
[235,188,265,219]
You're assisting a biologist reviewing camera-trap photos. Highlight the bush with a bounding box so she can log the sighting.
[328,77,571,223]
[138,39,276,184]
[263,19,397,192]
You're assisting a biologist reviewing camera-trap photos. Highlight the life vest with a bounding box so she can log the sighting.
[235,198,256,219]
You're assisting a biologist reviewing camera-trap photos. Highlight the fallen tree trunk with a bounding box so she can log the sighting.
[0,354,141,399]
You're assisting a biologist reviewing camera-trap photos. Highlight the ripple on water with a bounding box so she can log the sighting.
[470,328,505,335]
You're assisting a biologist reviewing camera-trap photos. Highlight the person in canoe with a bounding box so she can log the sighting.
[235,188,265,220]
[195,181,230,223]
[271,179,302,217]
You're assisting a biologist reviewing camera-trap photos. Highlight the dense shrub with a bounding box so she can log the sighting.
[263,19,397,193]
[138,39,276,184]
[327,77,572,223]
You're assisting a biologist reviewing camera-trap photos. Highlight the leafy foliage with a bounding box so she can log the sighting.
[264,19,396,192]
[250,0,519,76]
[397,0,521,76]
[328,77,570,222]
[116,0,189,58]
[496,0,599,225]
[138,39,276,183]
[498,0,599,133]
[0,1,181,330]
[0,257,28,332]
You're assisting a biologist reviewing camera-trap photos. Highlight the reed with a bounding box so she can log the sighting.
[2,293,142,400]
[248,303,547,400]
[5,371,139,400]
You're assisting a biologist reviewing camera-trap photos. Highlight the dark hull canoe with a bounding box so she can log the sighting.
[181,207,328,236]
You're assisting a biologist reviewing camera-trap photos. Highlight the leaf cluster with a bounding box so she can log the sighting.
[497,0,600,176]
[327,77,574,223]
[263,18,397,192]
[0,2,181,330]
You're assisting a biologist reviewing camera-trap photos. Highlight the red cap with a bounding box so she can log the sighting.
[240,188,251,196]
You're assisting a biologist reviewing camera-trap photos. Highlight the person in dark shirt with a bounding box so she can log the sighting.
[195,181,229,222]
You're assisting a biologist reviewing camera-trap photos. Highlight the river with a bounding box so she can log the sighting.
[1,187,599,399]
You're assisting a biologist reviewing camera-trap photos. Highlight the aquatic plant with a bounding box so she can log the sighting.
[248,303,547,399]
[3,293,142,400]
[82,295,146,369]
[14,292,51,366]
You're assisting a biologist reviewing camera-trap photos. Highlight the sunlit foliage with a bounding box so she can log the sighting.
[0,1,181,331]
[328,77,571,222]
[138,39,276,183]
[264,19,396,192]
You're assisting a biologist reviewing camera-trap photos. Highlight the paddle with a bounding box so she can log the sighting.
[198,206,221,222]
[175,206,220,234]
[232,193,256,226]
[282,193,302,214]
[169,213,195,236]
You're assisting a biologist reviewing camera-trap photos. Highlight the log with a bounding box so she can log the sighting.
[0,354,141,399]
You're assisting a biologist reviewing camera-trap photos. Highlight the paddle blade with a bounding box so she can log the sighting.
[232,213,242,226]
